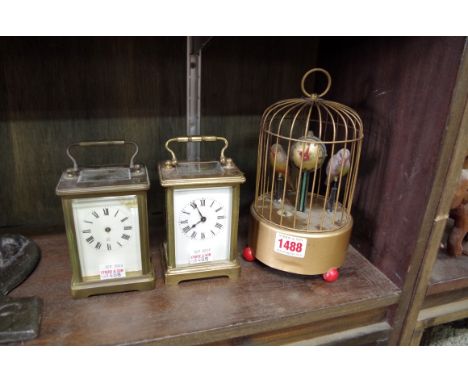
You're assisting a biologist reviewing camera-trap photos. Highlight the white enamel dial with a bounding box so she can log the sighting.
[173,187,232,266]
[71,195,142,278]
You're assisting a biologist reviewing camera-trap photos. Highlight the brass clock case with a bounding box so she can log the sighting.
[56,141,155,298]
[158,136,245,285]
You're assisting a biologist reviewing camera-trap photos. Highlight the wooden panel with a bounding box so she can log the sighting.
[417,299,468,329]
[317,37,466,287]
[9,230,399,345]
[427,220,468,295]
[207,308,390,345]
[428,249,468,295]
[291,321,391,346]
[423,288,468,309]
[395,44,468,344]
[0,37,186,228]
[201,37,320,117]
[409,328,425,346]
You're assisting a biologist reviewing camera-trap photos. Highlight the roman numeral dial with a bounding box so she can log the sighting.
[80,205,134,251]
[172,187,233,266]
[71,194,143,279]
[178,198,227,240]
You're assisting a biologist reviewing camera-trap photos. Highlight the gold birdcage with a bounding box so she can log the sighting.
[247,68,364,279]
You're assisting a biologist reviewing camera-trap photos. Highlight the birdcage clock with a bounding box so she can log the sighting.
[245,68,364,281]
[158,136,245,285]
[56,141,155,298]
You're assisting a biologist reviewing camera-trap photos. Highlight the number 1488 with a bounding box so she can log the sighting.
[277,239,302,253]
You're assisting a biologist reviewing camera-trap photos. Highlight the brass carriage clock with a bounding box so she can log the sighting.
[158,136,245,285]
[56,140,155,298]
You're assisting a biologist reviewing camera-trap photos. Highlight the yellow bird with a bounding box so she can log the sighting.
[269,143,288,174]
[290,133,327,171]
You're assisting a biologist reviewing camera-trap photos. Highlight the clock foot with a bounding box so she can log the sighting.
[242,246,255,262]
[70,273,155,298]
[162,242,241,285]
[322,267,339,282]
[164,265,240,285]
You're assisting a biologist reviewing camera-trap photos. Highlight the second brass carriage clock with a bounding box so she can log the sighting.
[56,140,155,298]
[158,136,245,285]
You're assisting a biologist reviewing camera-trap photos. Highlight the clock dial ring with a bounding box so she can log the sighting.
[81,206,133,251]
[178,198,226,241]
[71,194,143,278]
[172,186,233,267]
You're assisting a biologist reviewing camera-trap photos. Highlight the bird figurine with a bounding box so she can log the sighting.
[269,143,288,174]
[269,143,289,201]
[326,148,351,212]
[326,148,351,180]
[290,132,327,171]
[290,132,327,212]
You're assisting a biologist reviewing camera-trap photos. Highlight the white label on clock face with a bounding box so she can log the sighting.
[71,195,142,278]
[99,263,126,280]
[274,232,307,258]
[189,249,213,265]
[173,187,232,267]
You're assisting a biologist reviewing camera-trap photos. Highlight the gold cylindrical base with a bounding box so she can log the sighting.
[249,204,352,275]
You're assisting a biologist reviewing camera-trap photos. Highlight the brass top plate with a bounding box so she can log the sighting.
[158,161,245,187]
[56,165,150,196]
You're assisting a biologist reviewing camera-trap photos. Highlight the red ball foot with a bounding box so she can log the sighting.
[322,268,339,282]
[242,246,255,262]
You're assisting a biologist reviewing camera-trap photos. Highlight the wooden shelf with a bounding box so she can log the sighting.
[413,244,468,342]
[8,229,399,345]
[414,232,468,341]
[428,244,468,296]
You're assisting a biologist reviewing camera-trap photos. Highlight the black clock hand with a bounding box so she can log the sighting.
[194,205,205,219]
[187,216,207,232]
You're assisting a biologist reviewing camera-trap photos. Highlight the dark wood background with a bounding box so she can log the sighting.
[0,36,465,292]
[0,37,187,229]
[0,36,320,229]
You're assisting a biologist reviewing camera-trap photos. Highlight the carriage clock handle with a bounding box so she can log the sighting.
[164,136,233,168]
[66,140,140,175]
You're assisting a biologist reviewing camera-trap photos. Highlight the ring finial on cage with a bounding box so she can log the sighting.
[301,68,332,99]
